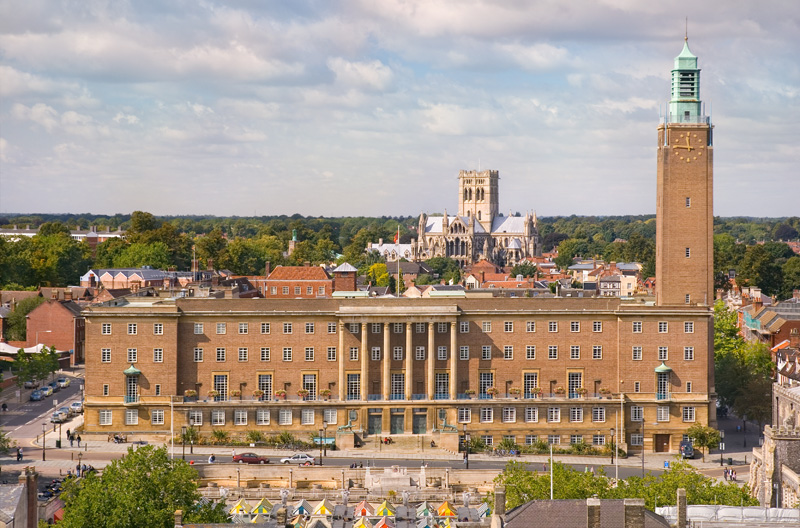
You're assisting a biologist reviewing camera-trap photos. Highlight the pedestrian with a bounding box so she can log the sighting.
[76,463,81,477]
[590,466,595,475]
[543,463,547,472]
[17,447,23,461]
[732,470,736,482]
[584,465,588,473]
[232,448,236,459]
[76,435,81,447]
[66,428,71,439]
[81,463,87,476]
[208,454,215,464]
[69,434,74,448]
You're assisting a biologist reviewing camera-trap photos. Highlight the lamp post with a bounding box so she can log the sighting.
[463,425,470,470]
[719,429,725,467]
[78,452,83,477]
[318,428,324,465]
[188,417,194,454]
[641,419,645,478]
[610,428,615,465]
[323,421,328,458]
[181,426,187,460]
[42,423,46,461]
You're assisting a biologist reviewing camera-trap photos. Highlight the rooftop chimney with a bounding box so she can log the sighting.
[265,261,271,277]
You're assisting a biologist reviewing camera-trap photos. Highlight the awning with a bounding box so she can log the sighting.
[654,362,673,373]
[123,364,142,376]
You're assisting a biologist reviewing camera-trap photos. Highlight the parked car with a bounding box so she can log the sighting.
[280,453,316,465]
[48,381,60,393]
[679,440,695,459]
[50,411,68,423]
[233,452,270,464]
[41,386,53,397]
[58,406,74,418]
[23,380,39,389]
[69,401,84,414]
[57,377,71,388]
[30,390,43,401]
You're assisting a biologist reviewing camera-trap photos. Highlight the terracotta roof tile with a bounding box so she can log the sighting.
[267,266,331,281]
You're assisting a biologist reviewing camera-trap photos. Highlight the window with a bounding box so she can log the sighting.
[416,346,425,360]
[685,247,691,258]
[570,321,579,332]
[525,407,538,423]
[592,435,606,446]
[239,322,248,334]
[209,410,224,426]
[235,410,247,426]
[393,323,403,334]
[101,349,111,363]
[127,348,137,363]
[256,410,270,425]
[350,347,359,361]
[346,374,360,400]
[502,407,516,423]
[482,321,492,333]
[592,321,602,332]
[153,348,163,363]
[658,322,668,333]
[349,323,360,333]
[634,381,641,393]
[99,410,112,425]
[153,323,163,335]
[437,322,448,333]
[238,347,248,361]
[318,286,325,295]
[258,374,272,400]
[481,346,491,360]
[282,347,292,361]
[372,323,381,334]
[305,322,314,334]
[570,435,583,445]
[270,287,277,295]
[592,407,605,422]
[279,410,292,425]
[526,346,536,360]
[458,408,471,423]
[216,347,226,362]
[685,294,691,304]
[193,348,203,362]
[102,323,112,335]
[283,323,292,334]
[294,286,301,295]
[570,345,580,360]
[682,406,695,422]
[151,410,164,425]
[393,346,403,361]
[306,286,313,295]
[548,321,558,332]
[459,321,469,333]
[547,407,560,423]
[324,409,338,424]
[630,434,643,446]
[657,406,670,422]
[503,346,513,360]
[102,384,109,396]
[523,373,538,397]
[261,322,270,334]
[305,347,314,361]
[632,321,642,333]
[371,347,381,361]
[124,409,137,425]
[525,435,537,445]
[128,323,137,335]
[327,347,336,361]
[684,322,694,333]
[548,346,558,360]
[282,286,289,295]
[328,322,336,334]
[437,346,447,360]
[548,435,561,445]
[482,435,494,446]
[526,321,536,332]
[631,406,643,422]
[684,347,694,360]
[301,409,315,425]
[155,384,161,396]
[686,197,691,208]
[570,407,583,422]
[504,321,514,332]
[459,346,469,360]
[632,346,642,361]
[415,323,425,333]
[658,347,668,361]
[480,408,493,423]
[479,372,494,397]
[216,323,226,334]
[592,346,602,360]
[260,347,270,361]
[188,410,202,426]
[686,381,693,393]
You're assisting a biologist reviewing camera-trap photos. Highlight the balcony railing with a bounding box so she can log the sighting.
[367,394,382,401]
[656,392,671,401]
[389,394,406,401]
[433,393,449,400]
[412,393,427,400]
[124,395,139,403]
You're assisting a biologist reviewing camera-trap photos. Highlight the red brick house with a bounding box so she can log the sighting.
[25,300,85,365]
[263,264,334,298]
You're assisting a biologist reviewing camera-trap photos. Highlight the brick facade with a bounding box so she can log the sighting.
[25,300,85,365]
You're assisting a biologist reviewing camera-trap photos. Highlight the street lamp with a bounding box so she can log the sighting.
[182,426,187,460]
[323,421,328,458]
[719,430,725,467]
[42,423,47,461]
[463,425,470,470]
[610,428,615,465]
[78,452,83,477]
[318,428,324,465]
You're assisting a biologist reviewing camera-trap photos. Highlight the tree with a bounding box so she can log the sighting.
[194,228,228,268]
[737,244,782,295]
[365,263,390,287]
[686,424,720,462]
[37,222,72,237]
[59,445,227,528]
[113,242,172,269]
[425,257,461,284]
[5,296,45,341]
[509,262,538,278]
[781,256,800,300]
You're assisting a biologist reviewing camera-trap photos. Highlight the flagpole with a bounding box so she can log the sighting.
[396,225,401,295]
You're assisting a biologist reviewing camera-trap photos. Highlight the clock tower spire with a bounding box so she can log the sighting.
[655,38,714,306]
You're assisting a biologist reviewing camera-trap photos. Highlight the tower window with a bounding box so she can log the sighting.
[685,197,691,208]
[685,247,690,258]
[685,294,691,304]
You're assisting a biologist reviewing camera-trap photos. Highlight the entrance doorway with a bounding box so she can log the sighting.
[655,434,670,453]
[412,414,427,434]
[367,414,382,435]
[390,413,405,434]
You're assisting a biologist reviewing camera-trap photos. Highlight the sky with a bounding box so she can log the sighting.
[1,1,798,219]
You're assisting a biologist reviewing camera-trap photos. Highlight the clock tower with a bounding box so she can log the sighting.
[656,38,714,306]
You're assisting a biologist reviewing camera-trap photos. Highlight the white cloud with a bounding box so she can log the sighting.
[327,58,394,91]
[113,113,139,125]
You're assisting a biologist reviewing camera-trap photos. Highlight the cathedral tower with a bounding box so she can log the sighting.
[656,38,714,306]
[458,170,498,229]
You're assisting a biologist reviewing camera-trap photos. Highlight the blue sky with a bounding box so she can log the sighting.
[1,0,798,217]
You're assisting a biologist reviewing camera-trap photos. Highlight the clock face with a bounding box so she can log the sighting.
[672,133,705,163]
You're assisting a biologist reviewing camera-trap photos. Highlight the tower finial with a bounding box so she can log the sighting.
[685,17,688,41]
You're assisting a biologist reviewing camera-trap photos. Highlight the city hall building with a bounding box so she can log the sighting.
[82,39,717,455]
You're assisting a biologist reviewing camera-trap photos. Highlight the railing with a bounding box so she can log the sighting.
[346,395,361,401]
[656,392,670,400]
[433,393,449,400]
[662,113,710,125]
[478,394,494,400]
[389,394,405,401]
[367,394,382,401]
[412,394,426,400]
[523,392,541,399]
[123,395,139,403]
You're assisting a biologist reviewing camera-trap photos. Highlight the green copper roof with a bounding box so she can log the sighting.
[668,39,703,123]
[654,362,673,373]
[675,39,697,65]
[123,363,142,376]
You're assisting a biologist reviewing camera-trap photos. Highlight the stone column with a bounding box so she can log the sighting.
[338,323,346,401]
[383,322,391,400]
[623,498,645,528]
[449,321,458,400]
[676,488,687,528]
[427,322,435,399]
[587,498,601,528]
[405,322,413,400]
[360,323,368,401]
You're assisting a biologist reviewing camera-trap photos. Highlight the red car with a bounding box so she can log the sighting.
[232,452,269,464]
